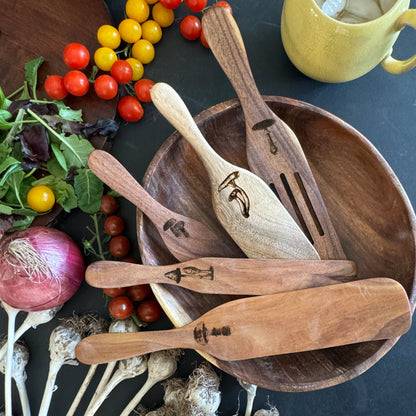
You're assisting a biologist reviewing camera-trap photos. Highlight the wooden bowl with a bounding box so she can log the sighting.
[137,96,416,392]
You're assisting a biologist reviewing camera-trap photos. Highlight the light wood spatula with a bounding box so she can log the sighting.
[86,258,356,295]
[88,149,243,261]
[202,7,345,260]
[150,82,319,260]
[75,278,411,365]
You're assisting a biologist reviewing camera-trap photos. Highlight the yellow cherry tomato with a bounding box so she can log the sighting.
[141,20,162,44]
[125,0,150,23]
[145,0,158,4]
[126,57,144,80]
[97,25,121,49]
[27,185,55,212]
[94,47,118,71]
[118,18,142,43]
[131,39,155,64]
[152,2,174,28]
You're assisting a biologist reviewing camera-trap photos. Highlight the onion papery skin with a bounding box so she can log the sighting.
[0,227,85,311]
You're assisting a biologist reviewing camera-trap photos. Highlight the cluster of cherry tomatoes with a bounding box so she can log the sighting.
[44,0,233,123]
[99,194,163,323]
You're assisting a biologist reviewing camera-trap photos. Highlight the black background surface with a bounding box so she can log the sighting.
[1,0,416,415]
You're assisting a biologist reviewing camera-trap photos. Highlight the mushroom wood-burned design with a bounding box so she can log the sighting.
[193,321,232,345]
[164,266,214,283]
[252,118,278,154]
[163,218,190,237]
[218,171,250,218]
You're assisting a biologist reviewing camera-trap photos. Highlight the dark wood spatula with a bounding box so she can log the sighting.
[88,150,243,261]
[202,7,345,260]
[86,258,356,295]
[75,278,411,365]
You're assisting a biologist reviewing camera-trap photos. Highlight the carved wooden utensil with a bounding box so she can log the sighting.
[88,150,243,261]
[86,258,356,295]
[202,7,345,260]
[76,278,411,365]
[151,83,319,260]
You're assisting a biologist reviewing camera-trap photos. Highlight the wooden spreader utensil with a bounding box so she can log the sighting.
[202,7,345,260]
[86,258,356,295]
[76,278,411,365]
[150,83,319,260]
[88,150,243,261]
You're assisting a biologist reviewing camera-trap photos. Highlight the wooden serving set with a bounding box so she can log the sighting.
[76,7,414,391]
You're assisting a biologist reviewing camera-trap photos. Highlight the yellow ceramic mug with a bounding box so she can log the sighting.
[281,0,416,82]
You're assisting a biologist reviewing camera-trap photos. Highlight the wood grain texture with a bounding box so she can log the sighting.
[151,83,318,260]
[88,150,243,261]
[137,96,416,391]
[202,7,345,260]
[76,278,411,365]
[86,258,357,295]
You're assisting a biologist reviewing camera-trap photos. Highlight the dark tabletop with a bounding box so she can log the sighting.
[2,0,416,415]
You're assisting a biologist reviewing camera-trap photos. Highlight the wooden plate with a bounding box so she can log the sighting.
[0,0,116,125]
[0,0,117,226]
[137,96,416,392]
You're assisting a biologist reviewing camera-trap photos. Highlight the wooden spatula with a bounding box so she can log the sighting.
[150,83,319,260]
[86,258,356,295]
[75,278,411,365]
[88,149,243,261]
[201,7,345,260]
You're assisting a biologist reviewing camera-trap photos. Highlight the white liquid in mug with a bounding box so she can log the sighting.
[319,0,396,23]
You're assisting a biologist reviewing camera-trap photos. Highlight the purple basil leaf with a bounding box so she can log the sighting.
[19,125,50,164]
[42,114,84,135]
[8,100,59,118]
[82,119,119,141]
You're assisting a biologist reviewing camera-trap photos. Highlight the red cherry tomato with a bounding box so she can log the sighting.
[110,235,131,258]
[104,215,125,236]
[128,284,151,302]
[134,78,155,102]
[44,75,68,100]
[103,287,127,298]
[111,60,133,84]
[214,1,232,14]
[137,299,162,322]
[63,42,90,69]
[94,74,118,100]
[159,0,181,9]
[180,15,202,40]
[185,0,207,12]
[118,96,144,122]
[63,70,90,96]
[100,195,118,215]
[109,296,133,319]
[200,30,209,48]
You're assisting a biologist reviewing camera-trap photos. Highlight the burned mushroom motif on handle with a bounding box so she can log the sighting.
[164,266,214,283]
[193,321,232,345]
[252,119,278,155]
[163,218,190,238]
[218,171,250,218]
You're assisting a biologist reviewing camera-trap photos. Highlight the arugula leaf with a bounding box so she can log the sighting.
[56,103,84,122]
[5,170,25,207]
[60,134,94,168]
[10,215,35,232]
[47,154,67,178]
[0,203,13,215]
[24,57,44,100]
[0,163,23,187]
[0,86,12,110]
[0,156,20,176]
[50,142,68,172]
[74,168,103,214]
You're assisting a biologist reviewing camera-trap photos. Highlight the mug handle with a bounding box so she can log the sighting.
[381,9,416,74]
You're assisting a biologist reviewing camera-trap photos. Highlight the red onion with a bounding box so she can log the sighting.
[0,227,85,311]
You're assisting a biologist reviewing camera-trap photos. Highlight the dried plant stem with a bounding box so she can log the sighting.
[14,376,30,416]
[120,377,157,416]
[85,360,117,412]
[65,364,98,416]
[3,303,20,416]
